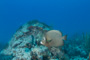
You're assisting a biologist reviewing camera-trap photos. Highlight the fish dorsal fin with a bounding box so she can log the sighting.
[53,30,62,36]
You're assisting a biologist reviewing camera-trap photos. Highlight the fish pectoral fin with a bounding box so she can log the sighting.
[46,39,52,43]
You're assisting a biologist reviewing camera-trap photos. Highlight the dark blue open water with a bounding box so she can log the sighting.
[0,0,90,43]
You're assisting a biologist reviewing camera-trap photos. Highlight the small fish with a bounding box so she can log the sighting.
[41,30,67,47]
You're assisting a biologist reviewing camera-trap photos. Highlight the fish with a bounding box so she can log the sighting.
[40,30,67,47]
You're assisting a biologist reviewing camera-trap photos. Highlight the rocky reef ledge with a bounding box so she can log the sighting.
[0,20,69,60]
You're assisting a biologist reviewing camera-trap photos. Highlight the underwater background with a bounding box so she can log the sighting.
[0,0,90,60]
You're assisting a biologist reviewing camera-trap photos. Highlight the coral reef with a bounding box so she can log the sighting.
[82,33,90,52]
[62,33,89,60]
[0,20,89,60]
[0,20,67,60]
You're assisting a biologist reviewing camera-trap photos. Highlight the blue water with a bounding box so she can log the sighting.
[0,0,90,43]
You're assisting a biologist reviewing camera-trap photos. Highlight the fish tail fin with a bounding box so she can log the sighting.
[63,35,67,40]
